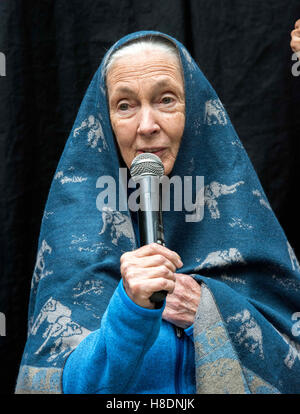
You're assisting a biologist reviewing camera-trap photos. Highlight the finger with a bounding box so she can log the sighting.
[123,277,175,309]
[295,19,300,30]
[121,244,179,263]
[175,273,202,295]
[122,254,177,272]
[290,38,300,53]
[291,28,300,39]
[120,256,177,278]
[134,243,183,268]
[124,265,176,282]
[134,277,176,297]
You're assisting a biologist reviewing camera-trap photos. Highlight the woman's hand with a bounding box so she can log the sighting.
[291,19,300,53]
[120,243,183,309]
[162,273,201,329]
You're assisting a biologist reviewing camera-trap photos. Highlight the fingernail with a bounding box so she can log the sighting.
[178,259,183,267]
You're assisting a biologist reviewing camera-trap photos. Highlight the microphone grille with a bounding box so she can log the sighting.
[130,153,165,178]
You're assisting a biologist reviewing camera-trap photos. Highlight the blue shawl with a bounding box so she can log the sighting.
[15,31,300,394]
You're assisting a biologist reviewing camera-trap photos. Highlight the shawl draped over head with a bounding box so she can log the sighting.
[16,31,300,394]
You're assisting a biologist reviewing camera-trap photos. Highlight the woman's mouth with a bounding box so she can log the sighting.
[137,148,166,157]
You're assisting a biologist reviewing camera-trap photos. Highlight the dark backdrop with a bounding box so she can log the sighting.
[0,0,299,394]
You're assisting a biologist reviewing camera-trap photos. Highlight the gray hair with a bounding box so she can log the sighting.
[104,35,183,79]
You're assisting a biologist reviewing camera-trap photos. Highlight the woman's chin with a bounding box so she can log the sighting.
[162,162,174,176]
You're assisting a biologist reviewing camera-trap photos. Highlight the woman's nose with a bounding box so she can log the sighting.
[137,106,160,137]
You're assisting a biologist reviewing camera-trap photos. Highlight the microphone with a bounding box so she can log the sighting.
[130,153,167,305]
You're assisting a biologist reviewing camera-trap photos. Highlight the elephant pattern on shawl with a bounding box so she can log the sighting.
[227,310,264,360]
[195,248,246,271]
[204,99,228,126]
[287,242,300,273]
[204,181,244,219]
[73,115,108,152]
[188,180,245,222]
[99,206,135,247]
[30,298,91,365]
[31,240,53,292]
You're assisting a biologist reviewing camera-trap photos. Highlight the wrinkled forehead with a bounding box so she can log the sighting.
[106,49,184,96]
[102,33,187,87]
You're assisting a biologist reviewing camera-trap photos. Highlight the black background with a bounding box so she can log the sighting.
[0,0,299,394]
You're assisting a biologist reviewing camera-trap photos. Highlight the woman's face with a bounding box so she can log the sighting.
[106,48,185,176]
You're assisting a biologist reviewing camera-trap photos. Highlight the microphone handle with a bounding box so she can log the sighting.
[137,182,167,307]
[150,288,168,304]
[149,238,168,306]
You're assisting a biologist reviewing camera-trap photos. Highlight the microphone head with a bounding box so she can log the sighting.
[130,153,165,179]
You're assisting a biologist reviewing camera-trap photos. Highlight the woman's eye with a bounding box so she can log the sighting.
[118,103,129,111]
[161,96,174,105]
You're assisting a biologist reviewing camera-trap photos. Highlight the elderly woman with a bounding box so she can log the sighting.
[16,32,300,394]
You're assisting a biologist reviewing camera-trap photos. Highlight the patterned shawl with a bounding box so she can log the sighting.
[15,31,300,394]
